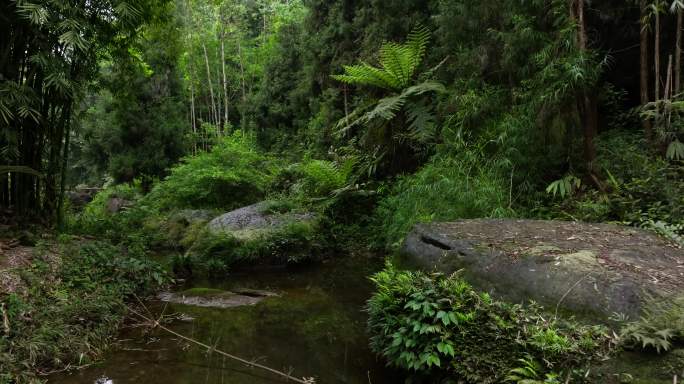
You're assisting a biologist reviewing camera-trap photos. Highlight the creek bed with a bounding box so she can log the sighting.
[50,257,399,384]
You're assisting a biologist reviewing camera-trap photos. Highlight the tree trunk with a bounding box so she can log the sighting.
[57,104,72,228]
[221,29,229,135]
[237,39,247,128]
[676,6,682,95]
[666,54,674,101]
[202,43,218,128]
[190,74,197,154]
[641,0,653,140]
[215,44,222,136]
[576,0,599,177]
[655,3,661,101]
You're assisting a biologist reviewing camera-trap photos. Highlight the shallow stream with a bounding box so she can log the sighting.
[50,257,399,384]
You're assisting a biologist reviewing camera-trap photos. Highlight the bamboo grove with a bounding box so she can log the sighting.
[0,0,161,222]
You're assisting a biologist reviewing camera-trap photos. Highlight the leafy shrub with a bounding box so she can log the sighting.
[293,159,348,197]
[273,158,350,200]
[619,296,684,353]
[373,147,514,248]
[74,183,142,236]
[143,131,281,212]
[367,265,613,383]
[0,240,168,381]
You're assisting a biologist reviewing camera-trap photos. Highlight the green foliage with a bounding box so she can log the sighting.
[373,145,513,248]
[537,131,684,238]
[367,265,613,383]
[185,221,320,275]
[619,297,684,353]
[0,240,167,381]
[143,132,280,211]
[332,25,445,177]
[69,181,181,251]
[1,0,166,219]
[332,25,431,91]
[506,357,561,384]
[277,159,351,200]
[73,6,187,187]
[545,175,581,199]
[640,98,684,160]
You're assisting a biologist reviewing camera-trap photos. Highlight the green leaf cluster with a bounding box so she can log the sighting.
[367,264,612,383]
[142,131,280,212]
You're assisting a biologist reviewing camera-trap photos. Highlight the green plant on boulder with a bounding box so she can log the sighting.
[367,264,613,383]
[184,221,321,275]
[619,296,684,354]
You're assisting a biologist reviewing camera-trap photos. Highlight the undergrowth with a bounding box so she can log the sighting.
[534,131,684,238]
[373,145,514,248]
[618,296,684,354]
[142,131,280,212]
[0,239,167,383]
[367,264,614,383]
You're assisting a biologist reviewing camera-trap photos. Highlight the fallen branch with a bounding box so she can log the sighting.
[127,302,315,384]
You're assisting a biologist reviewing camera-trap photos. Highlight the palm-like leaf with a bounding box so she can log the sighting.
[0,165,44,178]
[338,80,445,132]
[332,25,432,91]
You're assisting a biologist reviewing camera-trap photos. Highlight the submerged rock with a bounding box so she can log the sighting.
[401,219,684,320]
[207,201,315,240]
[157,287,279,308]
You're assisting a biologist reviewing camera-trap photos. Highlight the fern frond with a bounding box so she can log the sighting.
[406,24,431,77]
[379,42,411,88]
[332,63,398,90]
[666,140,684,160]
[332,25,433,91]
[351,81,445,127]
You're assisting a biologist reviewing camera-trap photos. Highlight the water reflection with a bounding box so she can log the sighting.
[50,258,400,384]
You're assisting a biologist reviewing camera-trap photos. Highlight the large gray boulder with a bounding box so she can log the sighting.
[400,219,684,320]
[207,201,314,240]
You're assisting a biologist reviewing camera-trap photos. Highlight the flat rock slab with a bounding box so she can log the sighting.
[401,219,684,320]
[157,287,279,309]
[207,202,314,240]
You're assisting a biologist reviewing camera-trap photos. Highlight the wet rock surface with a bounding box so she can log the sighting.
[207,202,314,240]
[157,287,279,308]
[401,219,684,320]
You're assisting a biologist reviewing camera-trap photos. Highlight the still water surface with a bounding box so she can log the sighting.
[50,258,399,384]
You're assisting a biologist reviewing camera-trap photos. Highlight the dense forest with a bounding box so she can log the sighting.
[1,0,684,383]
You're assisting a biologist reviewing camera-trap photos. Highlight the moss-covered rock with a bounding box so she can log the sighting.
[401,219,684,321]
[207,201,315,240]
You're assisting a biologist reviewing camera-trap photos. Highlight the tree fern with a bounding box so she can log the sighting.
[332,25,432,91]
[331,26,445,176]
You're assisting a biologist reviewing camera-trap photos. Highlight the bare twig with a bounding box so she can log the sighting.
[127,299,314,384]
[555,273,594,320]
